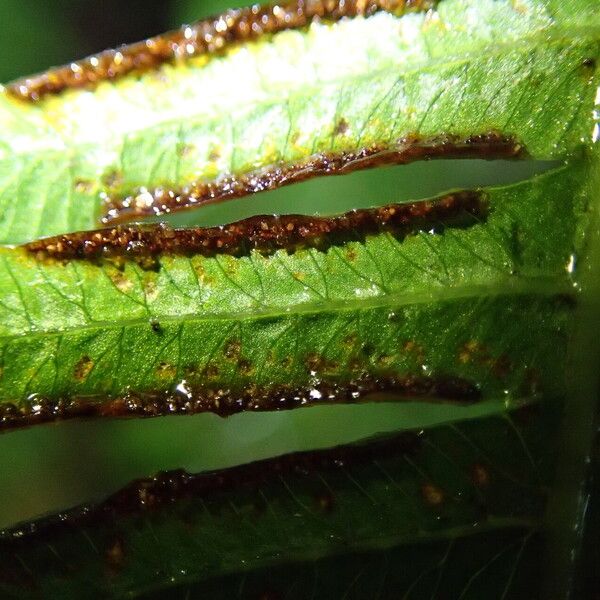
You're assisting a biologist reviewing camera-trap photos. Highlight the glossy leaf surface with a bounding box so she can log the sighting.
[0,0,599,242]
[0,0,598,597]
[0,404,558,598]
[0,164,585,426]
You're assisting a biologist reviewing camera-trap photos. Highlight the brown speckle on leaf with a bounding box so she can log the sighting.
[101,169,123,190]
[471,463,490,487]
[490,354,511,378]
[238,359,254,375]
[74,179,94,194]
[156,362,176,379]
[333,118,349,136]
[150,318,162,334]
[74,356,94,381]
[105,538,125,573]
[224,339,241,360]
[458,339,488,364]
[421,482,444,506]
[343,334,358,348]
[315,492,335,512]
[403,340,417,353]
[177,143,195,158]
[305,353,324,373]
[143,279,159,302]
[192,260,215,285]
[208,147,222,162]
[403,340,425,363]
[582,57,596,72]
[205,365,220,379]
[345,247,357,261]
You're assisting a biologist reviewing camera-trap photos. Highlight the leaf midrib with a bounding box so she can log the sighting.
[0,274,572,343]
[127,518,539,599]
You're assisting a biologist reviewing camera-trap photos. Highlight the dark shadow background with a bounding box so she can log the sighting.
[0,0,238,83]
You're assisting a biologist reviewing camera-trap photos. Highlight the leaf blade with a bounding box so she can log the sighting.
[0,402,558,599]
[0,0,598,242]
[0,163,585,426]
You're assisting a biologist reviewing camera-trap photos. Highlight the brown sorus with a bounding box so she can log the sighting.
[0,430,421,540]
[26,189,487,261]
[100,133,522,223]
[0,373,481,432]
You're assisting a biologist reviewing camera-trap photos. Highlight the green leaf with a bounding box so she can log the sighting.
[0,0,599,243]
[156,528,540,600]
[0,0,598,597]
[0,403,558,598]
[0,163,585,427]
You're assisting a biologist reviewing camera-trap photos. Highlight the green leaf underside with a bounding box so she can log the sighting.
[0,0,598,243]
[0,0,597,597]
[150,528,540,600]
[0,163,585,423]
[0,404,558,599]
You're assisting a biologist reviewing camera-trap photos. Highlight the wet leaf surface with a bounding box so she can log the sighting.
[0,403,558,598]
[0,0,598,242]
[0,164,587,427]
[0,0,598,597]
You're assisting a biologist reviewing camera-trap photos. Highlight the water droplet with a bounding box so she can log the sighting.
[26,394,43,415]
[174,380,192,400]
[566,253,576,274]
[134,189,154,209]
